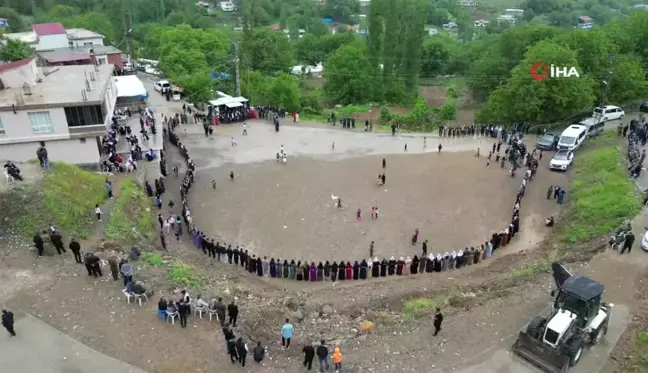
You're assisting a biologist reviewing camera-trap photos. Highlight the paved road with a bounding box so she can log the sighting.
[0,314,147,373]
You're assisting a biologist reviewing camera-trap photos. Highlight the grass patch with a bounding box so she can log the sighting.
[168,261,201,288]
[105,180,156,244]
[403,296,445,319]
[142,251,164,266]
[1,163,106,239]
[510,259,551,279]
[632,331,648,371]
[560,138,641,244]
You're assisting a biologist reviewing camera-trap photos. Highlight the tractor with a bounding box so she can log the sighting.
[512,263,613,373]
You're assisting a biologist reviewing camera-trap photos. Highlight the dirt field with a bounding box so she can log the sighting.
[190,151,562,262]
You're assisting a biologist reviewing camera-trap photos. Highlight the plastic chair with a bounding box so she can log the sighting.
[4,170,14,183]
[208,309,219,322]
[194,304,207,318]
[166,310,179,325]
[122,288,133,304]
[133,293,148,306]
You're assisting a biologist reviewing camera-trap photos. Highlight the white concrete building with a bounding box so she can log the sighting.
[219,1,236,11]
[0,58,116,165]
[3,23,105,52]
[460,0,477,9]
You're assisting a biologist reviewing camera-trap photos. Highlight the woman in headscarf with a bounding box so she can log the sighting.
[419,253,426,274]
[474,247,481,264]
[380,258,388,277]
[359,260,367,279]
[404,257,412,275]
[262,257,270,276]
[449,251,456,269]
[345,262,353,280]
[331,261,338,282]
[304,262,310,281]
[324,261,331,278]
[277,259,283,278]
[352,261,360,280]
[257,257,263,276]
[367,259,373,278]
[310,262,317,281]
[502,228,509,247]
[442,253,449,271]
[296,260,304,281]
[465,248,474,266]
[270,258,277,278]
[289,260,296,279]
[372,258,380,277]
[433,254,442,272]
[487,240,493,259]
[426,254,434,273]
[456,250,464,269]
[249,255,256,273]
[411,255,419,274]
[396,257,404,275]
[282,260,290,277]
[388,256,396,275]
[317,262,324,281]
[338,260,346,280]
[481,243,488,261]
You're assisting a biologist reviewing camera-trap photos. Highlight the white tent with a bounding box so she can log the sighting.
[114,75,148,99]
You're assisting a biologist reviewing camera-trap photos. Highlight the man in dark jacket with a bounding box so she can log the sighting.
[621,231,635,255]
[316,340,329,372]
[215,297,226,326]
[433,308,444,336]
[84,253,102,277]
[227,300,239,327]
[68,238,82,263]
[2,309,15,336]
[33,233,44,257]
[302,343,315,370]
[50,232,65,255]
[253,341,265,363]
[235,337,248,367]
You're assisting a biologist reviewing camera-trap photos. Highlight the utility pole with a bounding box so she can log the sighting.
[234,40,241,97]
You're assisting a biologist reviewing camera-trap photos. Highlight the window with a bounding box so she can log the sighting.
[64,105,104,127]
[0,117,4,135]
[84,42,93,46]
[69,41,74,46]
[29,112,53,133]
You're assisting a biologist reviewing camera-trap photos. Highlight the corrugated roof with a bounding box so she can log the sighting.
[32,23,66,36]
[0,57,34,73]
[66,28,104,40]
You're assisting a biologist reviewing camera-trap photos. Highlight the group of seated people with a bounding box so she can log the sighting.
[166,125,534,284]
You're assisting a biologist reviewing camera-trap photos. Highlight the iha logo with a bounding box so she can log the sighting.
[530,61,580,81]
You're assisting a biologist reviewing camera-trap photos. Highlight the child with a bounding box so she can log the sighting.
[370,207,375,219]
[230,170,235,182]
[231,137,237,147]
[242,123,248,135]
[211,180,217,190]
[332,347,342,372]
[95,204,102,221]
[404,143,408,152]
[356,208,361,222]
[156,195,162,209]
[374,206,379,219]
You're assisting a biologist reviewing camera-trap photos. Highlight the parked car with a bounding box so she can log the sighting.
[640,101,648,113]
[154,80,171,93]
[593,105,625,121]
[549,149,574,171]
[536,133,559,151]
[641,227,648,252]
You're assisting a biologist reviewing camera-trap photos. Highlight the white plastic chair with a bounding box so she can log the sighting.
[166,310,179,325]
[133,293,148,306]
[122,289,133,304]
[208,309,219,322]
[4,170,14,183]
[194,304,207,318]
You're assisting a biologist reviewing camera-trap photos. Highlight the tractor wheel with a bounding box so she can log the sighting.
[526,316,547,340]
[563,335,585,367]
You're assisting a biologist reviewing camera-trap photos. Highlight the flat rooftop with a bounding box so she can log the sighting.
[0,64,115,108]
[37,45,122,63]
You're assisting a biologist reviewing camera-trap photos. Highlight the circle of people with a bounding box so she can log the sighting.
[164,122,539,284]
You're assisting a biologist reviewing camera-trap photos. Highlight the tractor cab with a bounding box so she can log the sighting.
[551,263,604,329]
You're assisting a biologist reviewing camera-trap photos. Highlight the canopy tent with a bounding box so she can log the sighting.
[208,94,248,108]
[225,102,243,108]
[114,75,148,99]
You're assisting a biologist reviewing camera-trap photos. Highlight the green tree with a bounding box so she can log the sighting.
[323,44,374,104]
[321,0,360,24]
[479,40,596,124]
[420,35,455,77]
[267,73,301,111]
[242,27,293,74]
[0,7,25,32]
[166,11,186,25]
[606,56,648,104]
[0,39,34,61]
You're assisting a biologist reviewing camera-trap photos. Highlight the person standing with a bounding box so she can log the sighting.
[235,337,248,367]
[95,204,102,221]
[242,123,248,135]
[33,232,44,257]
[36,142,49,171]
[227,300,239,327]
[1,309,15,337]
[404,143,408,152]
[178,300,189,328]
[68,238,82,264]
[356,208,361,222]
[302,343,315,370]
[433,308,444,336]
[50,231,65,255]
[230,169,235,182]
[253,341,265,363]
[382,158,386,169]
[316,340,329,372]
[621,231,635,255]
[438,143,442,153]
[105,180,113,199]
[281,318,294,348]
[369,241,374,257]
[120,260,133,286]
[108,256,119,280]
[332,347,343,372]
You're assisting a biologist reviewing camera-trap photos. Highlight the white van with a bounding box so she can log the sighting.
[154,80,171,93]
[594,105,625,121]
[558,125,588,151]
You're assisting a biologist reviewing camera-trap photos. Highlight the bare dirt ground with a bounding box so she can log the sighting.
[1,92,645,373]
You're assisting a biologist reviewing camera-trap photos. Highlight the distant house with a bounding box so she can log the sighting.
[497,15,516,24]
[359,0,370,7]
[504,8,524,18]
[219,1,236,11]
[442,21,458,30]
[460,0,476,9]
[425,26,438,36]
[268,24,282,31]
[576,15,593,29]
[473,19,489,27]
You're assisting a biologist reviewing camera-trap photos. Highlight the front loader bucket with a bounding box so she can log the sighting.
[512,331,570,373]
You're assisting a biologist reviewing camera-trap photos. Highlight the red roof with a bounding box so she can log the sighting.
[268,24,281,30]
[32,23,66,36]
[0,57,34,73]
[578,15,593,21]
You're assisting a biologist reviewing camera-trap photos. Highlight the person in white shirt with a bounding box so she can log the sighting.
[95,204,102,221]
[195,294,209,308]
[242,123,248,135]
